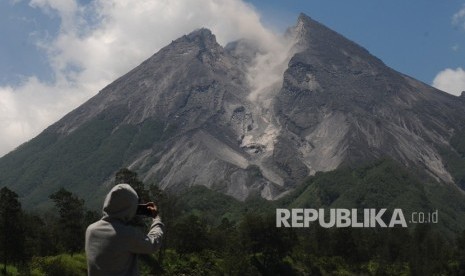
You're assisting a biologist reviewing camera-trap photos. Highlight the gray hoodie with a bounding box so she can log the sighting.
[85,184,164,276]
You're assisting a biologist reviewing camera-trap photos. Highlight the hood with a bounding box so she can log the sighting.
[102,184,139,222]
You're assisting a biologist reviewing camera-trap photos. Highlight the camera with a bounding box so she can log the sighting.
[136,204,153,217]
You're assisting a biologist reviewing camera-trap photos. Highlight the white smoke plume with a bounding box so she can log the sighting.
[247,37,297,106]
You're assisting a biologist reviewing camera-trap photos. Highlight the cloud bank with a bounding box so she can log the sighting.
[0,0,283,157]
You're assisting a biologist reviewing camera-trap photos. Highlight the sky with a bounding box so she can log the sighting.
[1,0,465,157]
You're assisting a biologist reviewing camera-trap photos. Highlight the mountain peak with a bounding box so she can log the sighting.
[293,13,365,52]
[297,12,313,26]
[290,13,312,39]
[179,28,218,48]
[160,27,222,58]
[294,13,333,35]
[187,28,214,40]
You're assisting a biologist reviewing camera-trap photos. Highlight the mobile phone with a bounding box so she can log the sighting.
[136,204,152,217]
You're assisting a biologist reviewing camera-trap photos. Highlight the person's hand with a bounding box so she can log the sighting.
[146,202,158,218]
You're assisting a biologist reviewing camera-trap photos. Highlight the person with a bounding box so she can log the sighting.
[85,184,164,276]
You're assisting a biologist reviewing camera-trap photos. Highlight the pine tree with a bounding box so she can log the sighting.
[49,188,86,254]
[0,187,25,272]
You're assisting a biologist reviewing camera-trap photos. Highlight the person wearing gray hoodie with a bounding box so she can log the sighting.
[85,184,164,276]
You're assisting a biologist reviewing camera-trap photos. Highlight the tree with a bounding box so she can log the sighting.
[239,213,296,274]
[22,213,58,257]
[147,183,181,243]
[49,188,86,254]
[172,215,209,255]
[0,187,25,273]
[115,168,148,201]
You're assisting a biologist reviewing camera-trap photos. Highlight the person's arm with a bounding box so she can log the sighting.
[145,216,165,249]
[127,203,164,254]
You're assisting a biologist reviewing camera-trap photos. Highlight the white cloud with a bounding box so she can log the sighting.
[0,77,92,155]
[432,67,465,96]
[0,0,283,157]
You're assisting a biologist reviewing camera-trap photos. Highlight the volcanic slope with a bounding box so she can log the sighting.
[1,14,465,209]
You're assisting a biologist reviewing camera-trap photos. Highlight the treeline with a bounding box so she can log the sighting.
[2,168,465,275]
[0,185,99,275]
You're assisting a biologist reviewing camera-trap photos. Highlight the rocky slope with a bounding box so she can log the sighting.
[1,14,465,208]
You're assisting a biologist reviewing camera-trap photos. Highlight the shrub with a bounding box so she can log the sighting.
[30,254,87,276]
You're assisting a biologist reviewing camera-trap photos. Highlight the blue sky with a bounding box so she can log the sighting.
[1,0,465,157]
[0,0,54,84]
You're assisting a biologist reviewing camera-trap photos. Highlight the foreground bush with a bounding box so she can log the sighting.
[30,254,87,276]
[0,264,20,276]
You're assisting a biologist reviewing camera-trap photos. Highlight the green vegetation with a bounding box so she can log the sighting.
[0,264,20,276]
[0,116,173,210]
[29,254,88,276]
[2,162,465,275]
[281,159,465,238]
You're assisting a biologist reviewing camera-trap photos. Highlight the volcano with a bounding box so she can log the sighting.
[1,14,465,209]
